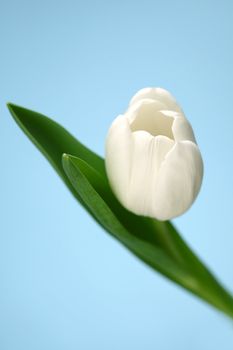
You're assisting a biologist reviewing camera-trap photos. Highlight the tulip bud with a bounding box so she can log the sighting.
[105,88,203,221]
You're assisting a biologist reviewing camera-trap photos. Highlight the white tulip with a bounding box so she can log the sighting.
[105,88,203,221]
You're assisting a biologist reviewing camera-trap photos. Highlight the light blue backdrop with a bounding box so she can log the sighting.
[1,0,233,349]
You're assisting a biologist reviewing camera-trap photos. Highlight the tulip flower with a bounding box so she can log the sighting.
[105,88,203,221]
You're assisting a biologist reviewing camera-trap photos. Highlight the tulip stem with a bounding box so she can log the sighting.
[148,220,233,319]
[196,275,233,320]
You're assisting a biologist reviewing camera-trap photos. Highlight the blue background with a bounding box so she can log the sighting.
[1,0,233,349]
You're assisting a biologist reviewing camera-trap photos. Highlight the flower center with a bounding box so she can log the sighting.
[129,102,174,140]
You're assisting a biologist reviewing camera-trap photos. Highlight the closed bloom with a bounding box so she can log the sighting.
[105,88,203,221]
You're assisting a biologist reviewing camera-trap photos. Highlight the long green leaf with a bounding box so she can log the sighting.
[7,103,233,318]
[7,103,188,263]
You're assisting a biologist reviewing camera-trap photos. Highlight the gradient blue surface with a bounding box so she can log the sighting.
[1,0,233,349]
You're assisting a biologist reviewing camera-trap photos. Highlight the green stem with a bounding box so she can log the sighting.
[149,220,233,319]
[193,267,233,319]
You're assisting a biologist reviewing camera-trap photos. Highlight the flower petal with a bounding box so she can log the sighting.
[153,141,203,220]
[127,132,174,216]
[129,87,183,114]
[126,98,166,124]
[105,115,133,204]
[160,110,196,143]
[172,115,196,143]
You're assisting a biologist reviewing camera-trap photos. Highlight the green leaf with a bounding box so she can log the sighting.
[8,103,233,318]
[6,103,187,264]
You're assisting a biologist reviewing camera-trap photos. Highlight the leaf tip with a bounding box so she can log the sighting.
[62,153,71,169]
[6,102,14,111]
[6,103,22,119]
[62,153,69,161]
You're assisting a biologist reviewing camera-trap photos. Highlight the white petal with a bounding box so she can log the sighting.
[105,115,133,204]
[129,87,183,114]
[126,98,166,124]
[127,132,174,216]
[160,110,196,143]
[153,141,203,221]
[172,115,196,143]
